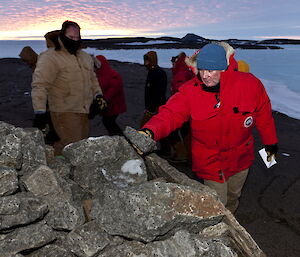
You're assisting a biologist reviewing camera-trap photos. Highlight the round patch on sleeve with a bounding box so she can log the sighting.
[244,116,253,128]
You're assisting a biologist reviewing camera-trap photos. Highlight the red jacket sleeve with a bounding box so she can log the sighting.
[254,79,278,145]
[142,83,192,141]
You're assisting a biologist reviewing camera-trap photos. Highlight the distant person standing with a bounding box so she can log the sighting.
[90,55,126,136]
[19,46,38,71]
[31,20,106,156]
[171,52,194,95]
[140,51,167,127]
[141,51,168,155]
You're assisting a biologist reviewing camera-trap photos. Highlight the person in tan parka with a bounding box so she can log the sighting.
[31,20,106,156]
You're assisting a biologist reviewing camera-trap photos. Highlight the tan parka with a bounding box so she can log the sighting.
[31,39,102,113]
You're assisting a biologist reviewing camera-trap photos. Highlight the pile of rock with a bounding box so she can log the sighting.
[0,121,265,257]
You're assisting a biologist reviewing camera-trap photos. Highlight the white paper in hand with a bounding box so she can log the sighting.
[259,148,277,168]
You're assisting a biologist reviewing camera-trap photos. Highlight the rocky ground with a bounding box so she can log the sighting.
[0,57,300,256]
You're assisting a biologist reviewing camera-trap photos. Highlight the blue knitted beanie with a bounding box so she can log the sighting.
[197,44,227,70]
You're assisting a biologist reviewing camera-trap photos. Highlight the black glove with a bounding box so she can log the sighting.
[95,94,107,112]
[33,113,47,131]
[88,95,108,120]
[265,144,278,162]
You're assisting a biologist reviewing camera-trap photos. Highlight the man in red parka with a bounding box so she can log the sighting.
[140,43,278,213]
[93,55,127,136]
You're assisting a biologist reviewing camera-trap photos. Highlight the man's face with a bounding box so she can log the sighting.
[65,26,80,41]
[199,70,222,87]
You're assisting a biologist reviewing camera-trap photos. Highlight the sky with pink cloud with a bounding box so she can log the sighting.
[0,0,299,40]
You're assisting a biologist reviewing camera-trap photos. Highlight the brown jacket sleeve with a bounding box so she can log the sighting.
[31,51,58,112]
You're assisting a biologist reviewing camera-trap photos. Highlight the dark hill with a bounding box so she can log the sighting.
[83,33,284,50]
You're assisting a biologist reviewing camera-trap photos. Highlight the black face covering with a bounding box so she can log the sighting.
[60,33,81,55]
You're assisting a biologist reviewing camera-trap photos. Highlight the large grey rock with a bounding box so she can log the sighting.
[145,153,218,198]
[123,126,157,154]
[0,122,46,173]
[222,209,267,257]
[0,165,18,196]
[98,230,237,257]
[0,221,56,256]
[64,221,112,257]
[48,157,71,178]
[23,165,85,231]
[0,193,48,231]
[73,165,109,195]
[63,136,148,188]
[28,244,75,257]
[44,199,85,231]
[146,153,266,257]
[22,165,64,198]
[91,181,224,242]
[0,122,23,169]
[19,128,47,175]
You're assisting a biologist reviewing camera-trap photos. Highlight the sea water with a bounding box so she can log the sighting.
[1,40,299,120]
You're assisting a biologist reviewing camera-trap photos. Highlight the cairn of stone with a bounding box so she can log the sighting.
[0,122,266,257]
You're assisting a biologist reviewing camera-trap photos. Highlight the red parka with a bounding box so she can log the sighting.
[171,54,195,95]
[143,67,278,182]
[95,55,126,116]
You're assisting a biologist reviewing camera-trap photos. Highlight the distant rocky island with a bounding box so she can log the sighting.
[83,33,300,50]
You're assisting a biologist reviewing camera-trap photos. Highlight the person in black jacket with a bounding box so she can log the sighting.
[140,51,167,127]
[140,51,169,156]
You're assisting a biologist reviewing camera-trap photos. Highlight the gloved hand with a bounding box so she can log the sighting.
[265,143,278,162]
[33,112,47,132]
[138,128,154,139]
[132,128,155,155]
[95,94,107,112]
[88,94,108,119]
[123,127,156,156]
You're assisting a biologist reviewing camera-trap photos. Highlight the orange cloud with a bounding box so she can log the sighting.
[0,0,227,39]
[1,0,299,40]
